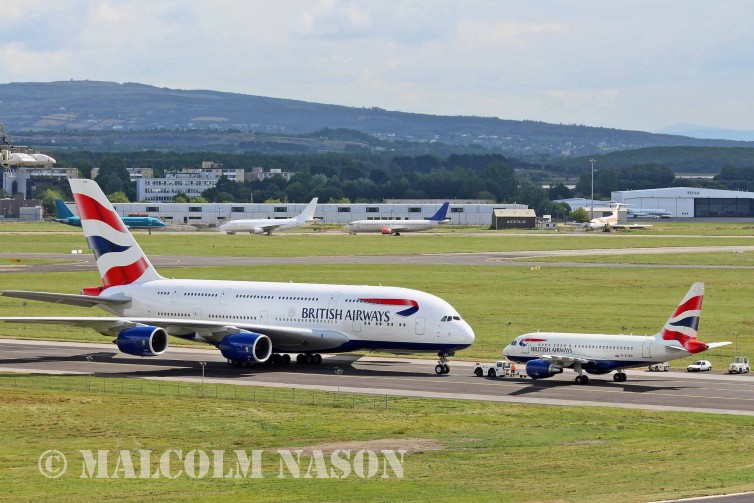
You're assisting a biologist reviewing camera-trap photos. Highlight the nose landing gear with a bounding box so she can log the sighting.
[434,353,451,375]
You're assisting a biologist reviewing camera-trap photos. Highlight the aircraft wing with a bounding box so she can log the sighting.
[610,224,652,230]
[386,226,410,234]
[1,290,131,308]
[538,353,592,367]
[0,316,349,352]
[259,224,283,233]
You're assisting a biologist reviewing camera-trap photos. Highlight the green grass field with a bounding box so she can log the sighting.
[2,223,754,502]
[2,377,753,503]
[1,228,754,257]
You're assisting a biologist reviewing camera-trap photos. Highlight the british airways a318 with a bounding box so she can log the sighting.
[0,180,474,374]
[503,283,729,384]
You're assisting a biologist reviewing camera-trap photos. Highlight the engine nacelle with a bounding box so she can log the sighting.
[251,227,265,234]
[219,332,273,363]
[525,359,564,379]
[116,326,169,357]
[381,227,392,235]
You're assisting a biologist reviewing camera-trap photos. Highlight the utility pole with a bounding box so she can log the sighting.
[199,362,206,399]
[85,356,93,391]
[589,158,597,220]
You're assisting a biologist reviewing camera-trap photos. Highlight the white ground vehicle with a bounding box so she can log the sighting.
[473,361,526,378]
[687,360,712,372]
[648,362,669,372]
[728,356,750,374]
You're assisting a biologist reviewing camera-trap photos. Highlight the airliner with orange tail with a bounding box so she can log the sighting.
[0,180,474,375]
[503,283,730,384]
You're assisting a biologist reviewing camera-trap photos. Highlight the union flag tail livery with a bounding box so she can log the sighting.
[0,179,474,374]
[504,282,730,384]
[70,178,162,288]
[658,282,705,353]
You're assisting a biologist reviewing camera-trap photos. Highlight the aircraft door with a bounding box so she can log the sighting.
[353,320,361,332]
[194,308,202,320]
[521,339,529,354]
[415,317,425,335]
[171,287,183,303]
[148,306,155,317]
[220,289,230,304]
[642,339,652,358]
[328,292,340,310]
[260,311,268,323]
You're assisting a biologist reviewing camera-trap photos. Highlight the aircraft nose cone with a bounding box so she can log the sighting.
[460,322,475,346]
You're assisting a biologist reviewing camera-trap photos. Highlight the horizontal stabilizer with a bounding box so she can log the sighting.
[706,341,732,349]
[1,290,131,308]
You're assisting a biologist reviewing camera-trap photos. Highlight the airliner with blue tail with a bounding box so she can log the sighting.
[1,180,473,374]
[503,283,730,384]
[345,202,450,235]
[54,199,166,231]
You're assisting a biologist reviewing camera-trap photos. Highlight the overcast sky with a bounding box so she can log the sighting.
[2,0,754,133]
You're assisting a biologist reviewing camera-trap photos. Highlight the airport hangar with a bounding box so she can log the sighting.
[611,187,754,218]
[62,201,528,226]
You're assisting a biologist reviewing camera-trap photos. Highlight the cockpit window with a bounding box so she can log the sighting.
[453,316,460,320]
[510,340,517,346]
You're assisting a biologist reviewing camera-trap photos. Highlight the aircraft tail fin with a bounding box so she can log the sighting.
[69,179,163,289]
[54,199,75,219]
[426,202,450,221]
[655,282,706,353]
[295,198,318,224]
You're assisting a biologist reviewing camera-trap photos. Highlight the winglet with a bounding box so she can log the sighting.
[425,202,450,221]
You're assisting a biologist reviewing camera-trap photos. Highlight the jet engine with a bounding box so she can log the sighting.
[525,360,564,379]
[116,326,169,356]
[219,332,273,363]
[251,228,265,234]
[381,227,392,235]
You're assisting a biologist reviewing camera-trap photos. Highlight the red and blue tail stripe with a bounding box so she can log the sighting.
[70,179,162,289]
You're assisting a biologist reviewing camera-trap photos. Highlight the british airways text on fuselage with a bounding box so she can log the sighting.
[301,307,391,323]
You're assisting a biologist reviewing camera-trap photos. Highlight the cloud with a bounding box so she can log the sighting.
[1,0,754,131]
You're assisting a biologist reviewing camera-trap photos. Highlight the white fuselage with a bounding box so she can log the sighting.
[504,332,688,372]
[99,278,475,354]
[219,217,306,234]
[344,219,441,234]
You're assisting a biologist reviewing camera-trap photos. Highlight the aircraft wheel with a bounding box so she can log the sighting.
[296,354,305,365]
[474,367,483,377]
[270,353,282,365]
[314,354,322,365]
[442,364,450,374]
[282,354,291,365]
[435,364,444,375]
[305,353,314,365]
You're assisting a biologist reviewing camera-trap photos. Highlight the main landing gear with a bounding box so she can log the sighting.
[434,353,451,375]
[613,371,627,382]
[574,362,589,384]
[296,353,323,365]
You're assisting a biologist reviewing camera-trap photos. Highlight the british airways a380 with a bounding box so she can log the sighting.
[0,179,474,374]
[503,283,729,384]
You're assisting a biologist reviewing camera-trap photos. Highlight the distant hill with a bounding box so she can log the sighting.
[552,146,754,175]
[1,80,754,158]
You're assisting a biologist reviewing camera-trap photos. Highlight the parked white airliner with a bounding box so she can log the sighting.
[219,198,318,235]
[626,208,671,219]
[0,180,473,374]
[503,283,729,384]
[588,203,651,231]
[344,203,450,235]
